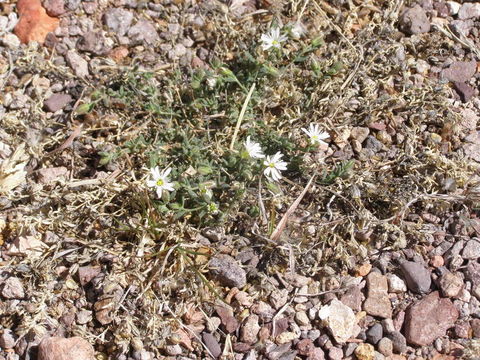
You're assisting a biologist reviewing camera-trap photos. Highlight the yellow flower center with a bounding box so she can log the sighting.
[156,179,164,186]
[272,40,278,45]
[269,163,275,168]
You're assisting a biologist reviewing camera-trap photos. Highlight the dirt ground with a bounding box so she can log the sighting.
[0,0,480,359]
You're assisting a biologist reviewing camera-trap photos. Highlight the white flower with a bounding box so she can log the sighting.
[290,22,306,39]
[207,203,219,214]
[244,136,265,159]
[301,124,329,146]
[146,166,175,198]
[263,152,288,182]
[260,27,288,51]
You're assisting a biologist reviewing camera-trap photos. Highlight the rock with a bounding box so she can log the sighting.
[9,236,46,257]
[350,127,370,143]
[77,32,109,55]
[400,261,431,294]
[43,0,65,17]
[430,255,444,268]
[76,310,92,325]
[108,46,129,63]
[356,263,372,277]
[252,301,275,322]
[37,167,68,184]
[65,0,80,10]
[296,338,315,356]
[1,33,21,49]
[453,82,476,103]
[450,19,474,37]
[404,291,459,346]
[318,299,358,343]
[295,311,310,326]
[77,266,101,286]
[307,347,325,360]
[94,298,114,325]
[44,93,72,112]
[354,343,375,360]
[439,272,463,298]
[447,1,461,15]
[127,20,159,45]
[462,239,480,259]
[363,272,392,318]
[399,5,431,35]
[377,338,393,357]
[458,3,480,19]
[441,61,477,83]
[14,0,60,44]
[276,331,298,344]
[209,254,246,288]
[366,323,383,345]
[0,329,16,349]
[241,315,260,344]
[340,285,362,312]
[65,51,89,78]
[343,342,357,357]
[285,273,311,288]
[215,306,239,333]
[37,337,94,360]
[202,333,221,359]
[387,274,407,293]
[471,318,480,338]
[1,277,25,299]
[270,288,289,309]
[328,347,343,360]
[103,8,133,36]
[454,320,470,338]
[165,344,182,356]
[464,143,480,162]
[387,331,407,354]
[267,343,296,360]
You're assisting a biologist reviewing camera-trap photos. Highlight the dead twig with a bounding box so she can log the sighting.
[270,175,315,242]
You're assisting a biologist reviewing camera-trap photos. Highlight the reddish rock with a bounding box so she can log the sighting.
[297,338,315,356]
[404,291,459,346]
[441,61,477,83]
[77,266,101,286]
[37,337,94,360]
[215,306,238,333]
[43,0,65,17]
[14,0,60,44]
[108,46,129,63]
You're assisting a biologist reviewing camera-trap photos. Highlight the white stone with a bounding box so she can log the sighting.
[318,299,358,343]
[387,274,407,293]
[447,1,461,15]
[458,3,480,20]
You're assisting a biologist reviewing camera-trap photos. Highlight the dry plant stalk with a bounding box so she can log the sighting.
[270,175,316,242]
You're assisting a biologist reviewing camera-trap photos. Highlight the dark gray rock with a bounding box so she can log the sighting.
[366,323,383,345]
[77,31,110,55]
[209,254,246,288]
[400,261,431,294]
[387,331,407,354]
